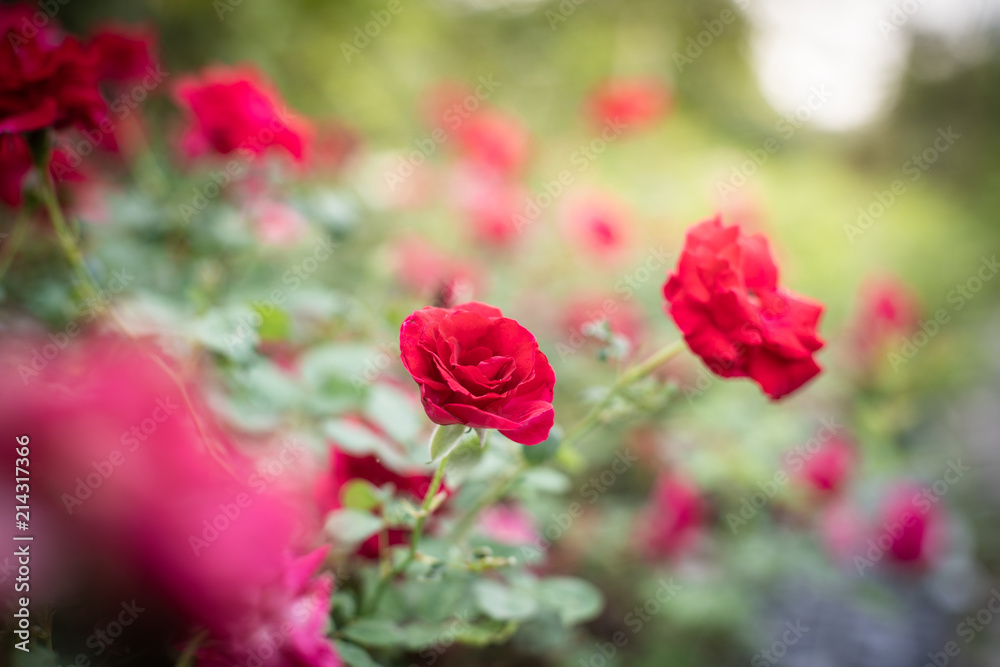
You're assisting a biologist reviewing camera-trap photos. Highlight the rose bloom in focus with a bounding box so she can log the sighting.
[400,302,556,445]
[664,215,824,400]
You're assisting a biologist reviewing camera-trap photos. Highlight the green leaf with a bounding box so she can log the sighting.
[429,424,471,463]
[341,479,381,511]
[365,383,421,445]
[340,619,405,648]
[333,640,383,667]
[473,579,539,621]
[536,577,605,626]
[399,621,449,649]
[253,303,291,341]
[325,509,383,544]
[453,619,519,646]
[522,425,562,465]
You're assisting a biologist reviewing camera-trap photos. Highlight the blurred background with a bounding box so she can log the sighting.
[8,0,1000,665]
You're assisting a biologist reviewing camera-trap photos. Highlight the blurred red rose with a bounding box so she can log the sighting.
[0,133,32,207]
[850,276,921,371]
[878,482,943,567]
[400,302,555,445]
[636,473,703,560]
[563,294,646,354]
[560,190,632,259]
[793,435,855,495]
[454,110,530,176]
[388,235,481,307]
[0,5,107,135]
[198,547,341,667]
[663,215,824,399]
[449,163,526,246]
[87,24,157,85]
[587,77,670,132]
[316,440,449,559]
[173,65,311,163]
[0,338,338,663]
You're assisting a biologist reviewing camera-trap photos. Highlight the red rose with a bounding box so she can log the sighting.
[400,302,555,445]
[0,6,107,135]
[173,65,311,163]
[87,24,157,85]
[663,216,824,399]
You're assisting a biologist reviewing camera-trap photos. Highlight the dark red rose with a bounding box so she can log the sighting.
[87,24,157,84]
[636,473,703,560]
[0,6,106,135]
[400,302,555,445]
[316,435,450,559]
[173,65,311,163]
[663,216,824,399]
[0,133,31,207]
[794,434,855,495]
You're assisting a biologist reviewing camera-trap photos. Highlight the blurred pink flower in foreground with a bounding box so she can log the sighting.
[0,338,339,665]
[635,473,703,560]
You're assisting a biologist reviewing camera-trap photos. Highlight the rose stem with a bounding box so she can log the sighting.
[558,338,687,453]
[363,451,450,615]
